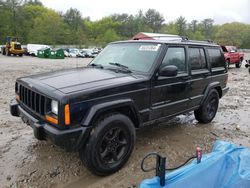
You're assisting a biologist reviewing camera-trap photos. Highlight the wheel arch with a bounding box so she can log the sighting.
[202,82,222,104]
[81,99,141,128]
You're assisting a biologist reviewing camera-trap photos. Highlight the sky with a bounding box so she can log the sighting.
[41,0,250,24]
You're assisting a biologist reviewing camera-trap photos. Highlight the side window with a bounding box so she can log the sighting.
[161,47,186,73]
[207,48,225,68]
[188,47,207,70]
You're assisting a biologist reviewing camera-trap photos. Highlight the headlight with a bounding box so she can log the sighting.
[51,100,58,115]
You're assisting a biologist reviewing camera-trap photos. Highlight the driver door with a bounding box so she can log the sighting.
[150,46,191,120]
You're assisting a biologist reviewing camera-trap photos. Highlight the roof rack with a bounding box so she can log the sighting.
[132,32,215,44]
[186,39,215,44]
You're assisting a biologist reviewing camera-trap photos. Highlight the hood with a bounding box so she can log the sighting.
[21,67,140,94]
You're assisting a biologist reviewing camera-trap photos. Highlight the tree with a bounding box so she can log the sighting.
[144,9,165,32]
[241,25,250,48]
[64,8,82,31]
[3,0,23,36]
[96,29,120,46]
[28,9,69,45]
[24,0,42,6]
[201,18,214,39]
[215,22,247,47]
[176,16,187,36]
[190,20,198,32]
[160,22,178,35]
[63,8,86,45]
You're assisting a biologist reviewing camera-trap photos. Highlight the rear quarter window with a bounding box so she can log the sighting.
[207,48,225,69]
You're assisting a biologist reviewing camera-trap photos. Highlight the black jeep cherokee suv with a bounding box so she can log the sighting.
[10,37,229,176]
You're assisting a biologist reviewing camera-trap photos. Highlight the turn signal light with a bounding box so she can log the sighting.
[45,115,58,125]
[16,94,20,101]
[64,104,70,125]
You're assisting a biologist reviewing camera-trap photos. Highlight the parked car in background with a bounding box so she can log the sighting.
[27,44,50,56]
[80,49,96,58]
[68,48,80,57]
[77,50,87,58]
[221,45,244,68]
[63,50,70,57]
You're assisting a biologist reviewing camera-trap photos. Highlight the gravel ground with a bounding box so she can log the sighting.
[0,54,249,188]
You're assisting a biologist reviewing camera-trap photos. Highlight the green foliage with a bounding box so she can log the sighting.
[28,10,68,45]
[215,22,247,47]
[144,9,165,33]
[0,1,249,48]
[176,16,187,36]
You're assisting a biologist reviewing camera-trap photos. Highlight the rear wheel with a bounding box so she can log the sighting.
[194,89,219,123]
[235,58,242,68]
[226,59,230,69]
[79,113,135,176]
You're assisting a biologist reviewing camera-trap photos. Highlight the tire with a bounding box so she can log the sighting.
[226,59,230,69]
[6,49,11,56]
[79,113,135,176]
[18,54,23,57]
[235,58,242,68]
[194,89,219,123]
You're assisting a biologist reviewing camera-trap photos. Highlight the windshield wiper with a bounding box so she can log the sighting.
[109,62,132,73]
[89,63,103,69]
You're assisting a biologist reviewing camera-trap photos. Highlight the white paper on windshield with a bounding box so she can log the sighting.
[139,44,161,51]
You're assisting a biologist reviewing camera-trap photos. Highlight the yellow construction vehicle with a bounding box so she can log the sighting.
[1,36,24,56]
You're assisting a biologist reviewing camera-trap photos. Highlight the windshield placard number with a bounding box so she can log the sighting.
[139,44,161,52]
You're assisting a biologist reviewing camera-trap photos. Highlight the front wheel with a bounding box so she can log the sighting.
[79,113,135,176]
[236,59,242,68]
[194,89,219,123]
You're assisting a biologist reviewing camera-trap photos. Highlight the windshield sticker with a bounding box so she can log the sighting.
[139,44,161,51]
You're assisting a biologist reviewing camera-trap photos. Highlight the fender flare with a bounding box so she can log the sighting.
[81,99,141,127]
[201,82,221,105]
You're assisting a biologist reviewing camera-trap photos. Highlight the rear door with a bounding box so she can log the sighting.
[188,46,211,108]
[150,46,191,120]
[207,47,227,88]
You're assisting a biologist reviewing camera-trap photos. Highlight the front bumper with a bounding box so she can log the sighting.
[10,99,90,151]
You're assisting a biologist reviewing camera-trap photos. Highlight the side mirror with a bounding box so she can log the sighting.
[159,65,178,77]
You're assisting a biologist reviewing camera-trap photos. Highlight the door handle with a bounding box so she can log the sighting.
[182,76,190,80]
[204,73,211,77]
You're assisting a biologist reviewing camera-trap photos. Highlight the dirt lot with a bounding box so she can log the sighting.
[0,54,250,188]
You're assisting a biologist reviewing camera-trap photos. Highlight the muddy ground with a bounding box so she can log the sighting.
[0,54,249,188]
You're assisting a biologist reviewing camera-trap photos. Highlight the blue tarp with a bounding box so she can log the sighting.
[139,140,250,188]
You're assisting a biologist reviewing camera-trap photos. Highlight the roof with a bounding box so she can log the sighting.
[130,32,218,47]
[112,39,219,47]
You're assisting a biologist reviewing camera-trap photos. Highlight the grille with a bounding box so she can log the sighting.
[19,85,51,116]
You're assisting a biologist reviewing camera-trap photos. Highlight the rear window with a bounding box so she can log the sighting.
[188,48,207,70]
[207,48,225,68]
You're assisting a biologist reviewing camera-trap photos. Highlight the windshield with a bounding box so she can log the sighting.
[90,42,161,73]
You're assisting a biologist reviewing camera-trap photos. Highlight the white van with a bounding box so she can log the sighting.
[27,44,50,56]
